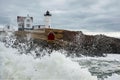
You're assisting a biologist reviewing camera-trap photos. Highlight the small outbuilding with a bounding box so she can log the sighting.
[47,31,55,40]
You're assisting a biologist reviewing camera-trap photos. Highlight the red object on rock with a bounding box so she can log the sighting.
[48,32,55,40]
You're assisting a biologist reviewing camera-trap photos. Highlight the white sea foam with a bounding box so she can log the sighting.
[72,54,120,62]
[0,42,97,80]
[72,54,120,80]
[105,74,120,80]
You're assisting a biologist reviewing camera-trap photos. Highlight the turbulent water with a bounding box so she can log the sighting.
[1,43,120,80]
[72,55,120,80]
[0,42,97,80]
[0,33,120,80]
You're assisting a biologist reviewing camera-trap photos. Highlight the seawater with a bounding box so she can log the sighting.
[0,42,97,80]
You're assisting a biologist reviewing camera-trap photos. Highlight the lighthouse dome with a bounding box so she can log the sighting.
[44,11,52,16]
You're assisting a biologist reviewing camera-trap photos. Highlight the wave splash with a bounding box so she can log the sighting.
[0,42,97,80]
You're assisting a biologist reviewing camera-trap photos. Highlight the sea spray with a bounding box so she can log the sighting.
[0,42,97,80]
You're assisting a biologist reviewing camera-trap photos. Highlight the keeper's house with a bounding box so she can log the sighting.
[17,11,52,31]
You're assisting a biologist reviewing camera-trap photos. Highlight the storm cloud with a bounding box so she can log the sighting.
[0,0,120,32]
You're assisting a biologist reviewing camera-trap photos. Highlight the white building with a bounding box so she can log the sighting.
[33,25,45,30]
[24,15,33,30]
[3,25,15,32]
[17,14,33,31]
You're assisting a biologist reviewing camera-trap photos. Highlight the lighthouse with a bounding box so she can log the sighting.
[44,11,52,28]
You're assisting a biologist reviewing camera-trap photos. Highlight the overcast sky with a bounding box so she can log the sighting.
[0,0,120,32]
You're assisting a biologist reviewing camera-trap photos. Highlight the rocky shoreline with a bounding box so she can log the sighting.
[1,29,120,57]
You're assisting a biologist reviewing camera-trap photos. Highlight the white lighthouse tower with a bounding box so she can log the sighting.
[44,11,52,28]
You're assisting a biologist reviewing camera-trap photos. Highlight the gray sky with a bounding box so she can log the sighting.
[0,0,120,32]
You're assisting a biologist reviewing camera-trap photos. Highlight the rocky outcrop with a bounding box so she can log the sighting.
[1,29,120,57]
[63,31,120,56]
[33,30,120,56]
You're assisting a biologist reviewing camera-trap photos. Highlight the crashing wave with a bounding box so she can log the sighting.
[0,42,97,80]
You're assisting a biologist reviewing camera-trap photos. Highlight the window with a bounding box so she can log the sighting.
[7,26,10,29]
[26,24,30,27]
[27,19,30,22]
[18,24,21,26]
